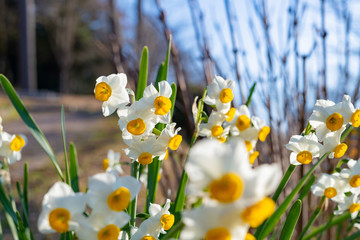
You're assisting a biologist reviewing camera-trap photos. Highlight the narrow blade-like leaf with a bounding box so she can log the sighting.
[0,74,64,181]
[279,200,302,240]
[136,47,149,101]
[69,142,79,192]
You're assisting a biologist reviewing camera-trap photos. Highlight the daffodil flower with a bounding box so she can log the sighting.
[0,132,27,164]
[309,95,353,141]
[340,158,360,194]
[142,81,173,124]
[204,76,235,113]
[38,182,86,234]
[311,173,348,203]
[321,126,348,159]
[185,139,281,204]
[94,73,130,117]
[334,194,360,219]
[118,101,158,145]
[124,136,166,165]
[131,199,175,240]
[75,212,130,240]
[199,111,229,141]
[285,133,322,165]
[226,105,252,136]
[156,123,182,151]
[102,149,123,175]
[87,173,141,214]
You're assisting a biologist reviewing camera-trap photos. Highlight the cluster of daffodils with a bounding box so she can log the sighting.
[0,116,27,165]
[38,151,175,239]
[286,95,360,166]
[285,95,360,221]
[94,73,182,166]
[181,139,282,239]
[199,76,270,164]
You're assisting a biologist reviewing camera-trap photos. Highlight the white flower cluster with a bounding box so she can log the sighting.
[283,95,360,223]
[0,116,27,164]
[199,76,270,164]
[94,73,182,166]
[38,172,140,239]
[286,95,359,166]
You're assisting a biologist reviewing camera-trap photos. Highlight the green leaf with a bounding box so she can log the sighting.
[245,82,256,107]
[0,183,17,224]
[15,212,28,240]
[298,175,316,201]
[298,197,325,240]
[155,35,172,86]
[279,200,302,240]
[145,157,161,213]
[69,142,79,192]
[170,83,177,120]
[23,162,29,217]
[136,47,149,101]
[0,74,64,181]
[344,230,360,240]
[62,106,70,185]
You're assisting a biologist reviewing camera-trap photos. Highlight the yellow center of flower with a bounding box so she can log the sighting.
[154,96,172,115]
[351,110,360,128]
[334,143,348,158]
[48,208,71,233]
[211,125,224,137]
[225,107,236,122]
[169,135,182,150]
[296,151,313,164]
[127,118,146,135]
[138,152,153,165]
[103,158,109,171]
[205,227,231,240]
[258,126,270,142]
[241,197,276,228]
[95,82,112,102]
[157,173,162,181]
[218,136,226,143]
[141,237,156,240]
[97,224,120,240]
[208,173,243,203]
[350,203,360,213]
[245,141,253,152]
[326,113,344,131]
[350,175,360,188]
[160,214,174,230]
[10,135,25,152]
[249,151,259,164]
[236,115,251,131]
[324,187,337,198]
[245,233,256,240]
[219,88,233,103]
[107,187,131,212]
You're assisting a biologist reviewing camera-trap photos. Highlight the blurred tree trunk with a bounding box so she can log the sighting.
[19,0,37,90]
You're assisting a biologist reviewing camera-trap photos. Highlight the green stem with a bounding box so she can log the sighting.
[272,164,296,202]
[344,230,360,240]
[245,83,256,107]
[298,197,325,240]
[129,162,140,226]
[302,213,350,240]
